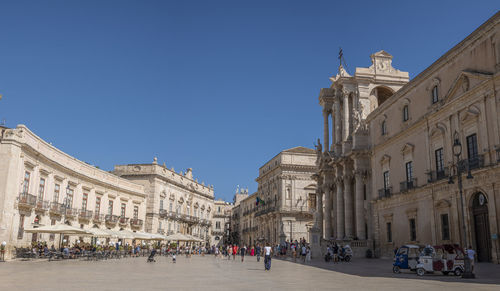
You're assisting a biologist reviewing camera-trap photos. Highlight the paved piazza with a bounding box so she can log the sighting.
[1,256,499,290]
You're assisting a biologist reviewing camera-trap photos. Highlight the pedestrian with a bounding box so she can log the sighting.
[466,245,476,271]
[228,245,233,260]
[301,244,307,263]
[232,245,238,261]
[172,253,176,263]
[256,244,261,262]
[240,245,247,262]
[264,242,272,271]
[305,246,311,263]
[333,243,339,263]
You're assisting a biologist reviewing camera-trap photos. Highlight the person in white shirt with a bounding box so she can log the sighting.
[466,246,475,271]
[264,242,272,271]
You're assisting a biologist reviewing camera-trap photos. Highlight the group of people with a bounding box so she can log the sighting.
[324,243,352,263]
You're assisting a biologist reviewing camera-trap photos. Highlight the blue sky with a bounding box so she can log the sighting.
[0,1,498,201]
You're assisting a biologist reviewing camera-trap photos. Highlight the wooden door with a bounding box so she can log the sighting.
[473,204,491,262]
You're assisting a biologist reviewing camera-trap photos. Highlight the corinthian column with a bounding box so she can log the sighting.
[316,188,324,238]
[323,110,330,152]
[334,100,341,145]
[344,173,354,239]
[323,183,332,239]
[336,178,344,239]
[355,171,366,240]
[343,92,350,141]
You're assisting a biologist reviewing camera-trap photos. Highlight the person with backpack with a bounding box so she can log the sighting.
[264,242,273,271]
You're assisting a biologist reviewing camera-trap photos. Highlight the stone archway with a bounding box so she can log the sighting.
[471,192,491,262]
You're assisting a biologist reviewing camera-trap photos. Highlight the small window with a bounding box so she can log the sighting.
[383,171,390,190]
[403,105,409,122]
[95,197,101,214]
[108,200,114,215]
[121,203,126,217]
[405,162,413,182]
[435,148,444,173]
[441,214,450,240]
[53,184,60,203]
[386,222,392,242]
[432,86,439,104]
[81,193,88,210]
[409,218,417,241]
[133,206,139,219]
[381,120,387,135]
[38,178,46,200]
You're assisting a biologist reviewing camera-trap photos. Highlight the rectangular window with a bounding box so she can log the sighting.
[53,184,60,203]
[38,178,46,200]
[441,214,450,241]
[18,214,25,239]
[216,221,221,229]
[363,185,367,200]
[403,105,409,122]
[432,86,439,103]
[435,148,444,173]
[81,193,88,210]
[409,218,417,241]
[383,171,390,189]
[121,203,126,217]
[168,223,171,232]
[381,121,387,136]
[160,200,163,211]
[159,221,162,230]
[108,200,113,215]
[133,206,139,219]
[169,202,173,212]
[218,206,221,213]
[466,134,478,159]
[22,171,31,194]
[95,197,101,215]
[66,187,74,208]
[386,222,392,242]
[405,162,413,182]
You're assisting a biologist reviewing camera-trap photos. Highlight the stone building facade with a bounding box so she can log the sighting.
[232,147,316,246]
[212,199,232,246]
[113,163,216,246]
[313,12,500,262]
[0,125,147,257]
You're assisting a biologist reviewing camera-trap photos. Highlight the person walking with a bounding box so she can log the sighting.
[240,245,247,262]
[466,246,476,271]
[232,245,238,261]
[228,245,233,260]
[301,244,307,263]
[256,244,261,262]
[305,246,311,263]
[264,242,272,271]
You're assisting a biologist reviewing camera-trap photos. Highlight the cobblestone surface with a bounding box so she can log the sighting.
[0,255,499,290]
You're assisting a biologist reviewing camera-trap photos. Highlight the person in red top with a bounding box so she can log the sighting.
[232,245,238,260]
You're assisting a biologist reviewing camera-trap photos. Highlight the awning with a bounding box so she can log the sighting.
[24,224,92,235]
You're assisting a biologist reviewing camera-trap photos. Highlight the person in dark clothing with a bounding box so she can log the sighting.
[256,244,262,262]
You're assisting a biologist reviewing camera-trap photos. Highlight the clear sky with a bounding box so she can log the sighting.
[0,1,498,201]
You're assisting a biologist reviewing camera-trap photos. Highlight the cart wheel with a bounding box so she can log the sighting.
[393,266,400,274]
[442,271,449,276]
[417,268,425,276]
[454,268,463,276]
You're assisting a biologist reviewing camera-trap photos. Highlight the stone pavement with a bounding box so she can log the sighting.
[0,255,499,291]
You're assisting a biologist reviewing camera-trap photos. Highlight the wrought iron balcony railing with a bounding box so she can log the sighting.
[18,192,37,208]
[378,187,392,199]
[400,178,417,192]
[64,208,78,218]
[93,213,104,222]
[118,216,129,226]
[78,209,93,221]
[427,167,449,183]
[49,202,65,216]
[130,218,143,228]
[105,214,119,224]
[35,200,50,211]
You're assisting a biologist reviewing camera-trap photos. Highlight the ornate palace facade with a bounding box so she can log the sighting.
[313,12,500,262]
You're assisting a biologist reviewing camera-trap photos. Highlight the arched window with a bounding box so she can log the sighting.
[403,105,409,122]
[381,120,387,136]
[432,86,439,104]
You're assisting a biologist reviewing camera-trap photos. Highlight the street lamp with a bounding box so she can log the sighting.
[448,131,475,278]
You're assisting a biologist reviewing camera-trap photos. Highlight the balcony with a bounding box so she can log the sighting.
[254,204,276,217]
[105,214,119,225]
[64,208,79,219]
[378,187,392,199]
[279,206,314,218]
[400,178,417,193]
[130,218,143,229]
[458,154,485,172]
[159,209,168,218]
[157,229,165,235]
[49,202,65,216]
[18,193,36,209]
[35,200,50,212]
[78,209,93,222]
[212,230,224,236]
[93,213,104,223]
[427,167,449,183]
[118,216,129,227]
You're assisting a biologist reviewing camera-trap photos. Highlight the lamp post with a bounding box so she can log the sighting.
[449,131,475,278]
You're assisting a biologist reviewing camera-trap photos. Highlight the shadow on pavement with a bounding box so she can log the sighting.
[275,256,500,285]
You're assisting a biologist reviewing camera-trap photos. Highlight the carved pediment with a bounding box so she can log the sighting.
[429,122,447,138]
[443,70,493,103]
[435,199,451,209]
[380,154,391,165]
[401,143,415,156]
[460,105,480,124]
